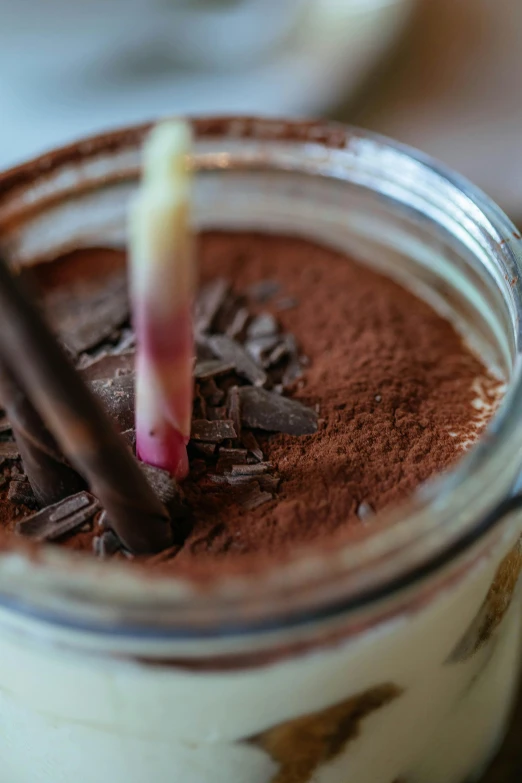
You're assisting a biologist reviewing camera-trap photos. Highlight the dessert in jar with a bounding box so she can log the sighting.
[0,117,521,783]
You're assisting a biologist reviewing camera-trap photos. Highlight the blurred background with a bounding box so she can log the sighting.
[1,0,521,230]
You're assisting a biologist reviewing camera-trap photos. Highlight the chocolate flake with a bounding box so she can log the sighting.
[229,463,270,476]
[191,442,217,458]
[8,478,38,508]
[194,359,235,380]
[226,307,250,339]
[245,335,280,367]
[191,419,237,442]
[209,474,231,485]
[281,334,304,386]
[0,415,12,434]
[247,279,280,302]
[247,313,278,339]
[16,491,100,541]
[213,292,244,335]
[194,279,230,334]
[44,272,130,356]
[80,351,135,382]
[219,448,248,462]
[112,328,136,354]
[240,430,264,462]
[0,440,20,460]
[239,387,318,435]
[195,337,215,361]
[267,341,290,367]
[208,335,267,387]
[139,462,183,510]
[90,375,135,432]
[199,378,225,406]
[227,386,242,440]
[207,406,228,422]
[193,385,207,419]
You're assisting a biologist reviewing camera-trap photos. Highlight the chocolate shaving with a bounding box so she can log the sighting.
[247,313,278,339]
[227,386,242,440]
[267,341,290,367]
[90,375,135,432]
[195,337,216,361]
[229,463,270,476]
[190,442,216,457]
[199,378,225,405]
[80,351,135,382]
[282,360,304,386]
[112,328,136,354]
[208,335,267,387]
[240,430,263,462]
[193,385,207,419]
[213,292,244,335]
[139,462,184,512]
[281,334,304,386]
[245,335,280,367]
[16,491,100,541]
[0,415,12,434]
[247,279,280,302]
[207,406,227,421]
[226,307,250,339]
[209,474,231,485]
[194,279,230,334]
[43,271,129,356]
[8,478,38,508]
[191,419,237,442]
[219,448,248,462]
[194,359,235,380]
[0,441,20,460]
[239,387,318,435]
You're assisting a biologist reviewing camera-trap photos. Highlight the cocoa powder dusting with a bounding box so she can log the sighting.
[165,232,501,577]
[0,232,502,578]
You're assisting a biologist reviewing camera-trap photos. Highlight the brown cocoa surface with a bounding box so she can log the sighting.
[0,232,502,577]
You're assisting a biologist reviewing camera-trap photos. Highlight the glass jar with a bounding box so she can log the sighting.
[0,117,521,783]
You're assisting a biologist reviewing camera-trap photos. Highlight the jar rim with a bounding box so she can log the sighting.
[0,115,521,638]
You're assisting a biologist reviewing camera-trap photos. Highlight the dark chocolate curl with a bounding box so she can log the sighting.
[0,257,172,554]
[0,362,86,505]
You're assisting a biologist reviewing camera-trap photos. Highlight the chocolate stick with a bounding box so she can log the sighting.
[0,257,172,554]
[0,362,87,506]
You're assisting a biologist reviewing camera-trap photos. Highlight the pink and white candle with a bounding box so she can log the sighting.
[129,120,195,480]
